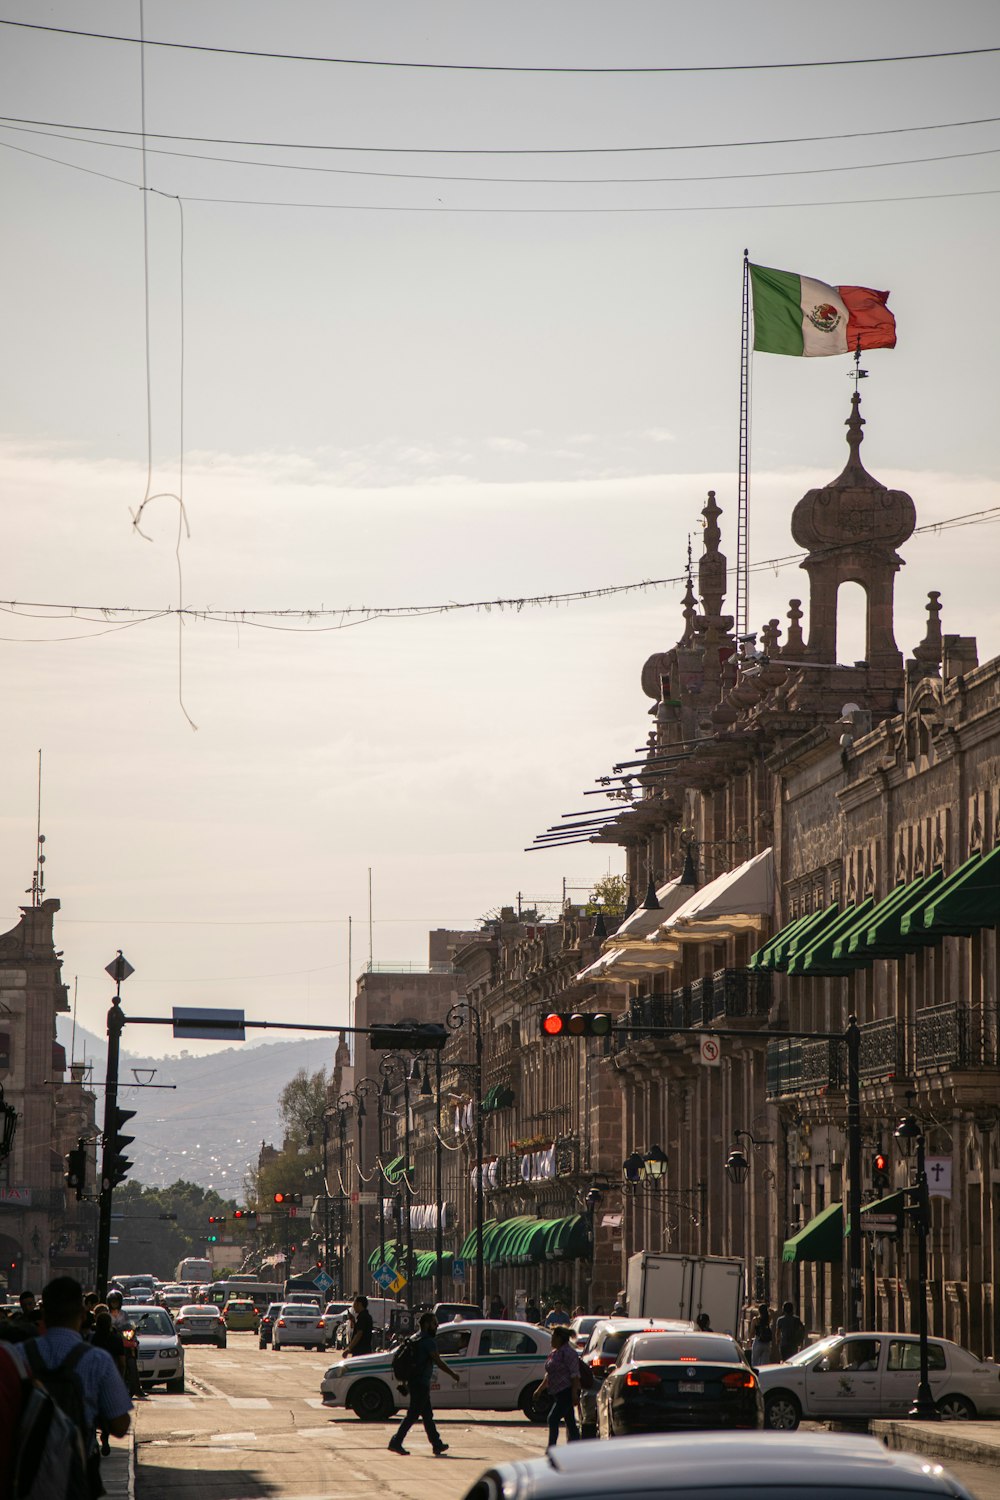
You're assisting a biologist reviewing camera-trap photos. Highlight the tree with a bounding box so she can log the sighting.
[278,1068,328,1147]
[587,873,628,916]
[108,1180,241,1281]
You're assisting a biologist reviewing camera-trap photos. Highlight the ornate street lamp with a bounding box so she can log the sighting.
[642,1145,669,1182]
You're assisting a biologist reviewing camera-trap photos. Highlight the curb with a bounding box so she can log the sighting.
[872,1419,1000,1467]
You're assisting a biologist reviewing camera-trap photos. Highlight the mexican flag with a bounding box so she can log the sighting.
[749,262,896,357]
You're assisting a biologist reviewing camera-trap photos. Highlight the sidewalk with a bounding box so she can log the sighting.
[99,1431,135,1500]
[872,1419,1000,1468]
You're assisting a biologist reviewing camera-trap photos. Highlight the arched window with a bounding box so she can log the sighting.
[836,580,868,665]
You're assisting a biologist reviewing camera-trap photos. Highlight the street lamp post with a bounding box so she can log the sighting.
[379,1053,417,1312]
[895,1115,939,1421]
[336,1102,349,1295]
[352,1079,378,1293]
[447,1000,485,1313]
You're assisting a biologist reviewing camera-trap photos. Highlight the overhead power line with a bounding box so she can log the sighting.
[1,505,998,643]
[2,110,998,157]
[2,19,998,73]
[3,120,998,186]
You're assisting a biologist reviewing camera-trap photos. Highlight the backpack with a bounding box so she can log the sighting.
[390,1335,422,1388]
[9,1340,91,1500]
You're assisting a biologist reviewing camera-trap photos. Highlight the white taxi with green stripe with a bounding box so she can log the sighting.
[320,1319,552,1423]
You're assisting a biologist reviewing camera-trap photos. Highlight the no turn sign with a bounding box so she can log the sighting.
[699,1034,721,1067]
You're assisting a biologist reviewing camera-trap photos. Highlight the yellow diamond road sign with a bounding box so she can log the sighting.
[389,1273,407,1296]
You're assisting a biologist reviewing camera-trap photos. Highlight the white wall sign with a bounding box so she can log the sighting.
[925,1156,952,1198]
[699,1035,721,1067]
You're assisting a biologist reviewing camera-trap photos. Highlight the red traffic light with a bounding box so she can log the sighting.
[273,1192,287,1204]
[540,1011,612,1039]
[873,1152,889,1174]
[541,1014,565,1037]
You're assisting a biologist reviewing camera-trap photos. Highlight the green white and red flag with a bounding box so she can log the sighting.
[749,262,896,357]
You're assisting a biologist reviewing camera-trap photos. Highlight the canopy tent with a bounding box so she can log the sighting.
[655,848,774,942]
[576,941,682,984]
[782,1202,844,1263]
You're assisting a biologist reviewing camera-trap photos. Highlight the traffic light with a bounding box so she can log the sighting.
[207,1233,219,1243]
[233,1208,258,1221]
[102,1107,136,1190]
[64,1139,87,1200]
[273,1192,302,1206]
[288,1244,297,1255]
[539,1012,613,1039]
[208,1216,227,1224]
[369,1022,448,1050]
[871,1151,890,1193]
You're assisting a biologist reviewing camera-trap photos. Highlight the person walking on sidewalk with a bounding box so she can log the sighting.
[388,1312,459,1457]
[534,1325,581,1447]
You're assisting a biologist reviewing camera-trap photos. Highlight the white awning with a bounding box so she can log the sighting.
[604,874,698,945]
[576,940,681,984]
[655,848,774,942]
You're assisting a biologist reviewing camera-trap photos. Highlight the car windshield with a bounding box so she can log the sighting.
[180,1305,215,1316]
[784,1335,840,1368]
[128,1310,174,1336]
[627,1334,744,1364]
[227,1302,253,1310]
[265,1305,283,1317]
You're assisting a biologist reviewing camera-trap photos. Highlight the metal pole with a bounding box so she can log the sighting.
[911,1130,938,1419]
[377,1093,386,1272]
[96,986,125,1300]
[474,1013,485,1314]
[434,1050,444,1305]
[323,1116,331,1277]
[403,1074,414,1312]
[845,1015,863,1333]
[338,1112,347,1296]
[356,1108,365,1294]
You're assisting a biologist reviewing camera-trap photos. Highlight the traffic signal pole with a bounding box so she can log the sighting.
[96,972,126,1299]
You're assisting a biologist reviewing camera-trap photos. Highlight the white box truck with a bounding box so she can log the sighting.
[626,1252,744,1336]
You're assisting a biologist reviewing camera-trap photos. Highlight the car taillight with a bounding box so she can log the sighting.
[625,1369,662,1388]
[593,1355,615,1368]
[722,1371,757,1390]
[278,1319,286,1326]
[176,1317,184,1325]
[317,1320,326,1328]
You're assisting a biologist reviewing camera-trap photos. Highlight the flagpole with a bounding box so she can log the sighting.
[736,249,751,640]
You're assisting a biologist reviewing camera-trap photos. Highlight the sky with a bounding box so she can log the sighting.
[2,1,999,1057]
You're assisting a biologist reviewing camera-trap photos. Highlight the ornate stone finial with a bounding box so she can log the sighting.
[845,390,865,474]
[698,491,727,622]
[912,590,943,673]
[784,599,805,656]
[681,533,697,644]
[761,618,781,657]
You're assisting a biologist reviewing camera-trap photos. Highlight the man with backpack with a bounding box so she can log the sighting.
[387,1311,460,1457]
[8,1276,132,1500]
[775,1300,807,1361]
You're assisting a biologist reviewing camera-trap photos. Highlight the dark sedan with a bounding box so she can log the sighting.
[596,1331,763,1437]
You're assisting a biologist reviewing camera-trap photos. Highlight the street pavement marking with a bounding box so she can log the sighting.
[296,1427,338,1438]
[227,1397,271,1408]
[304,1398,329,1408]
[210,1431,258,1442]
[152,1397,194,1407]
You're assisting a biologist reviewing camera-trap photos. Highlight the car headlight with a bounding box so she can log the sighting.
[159,1349,179,1358]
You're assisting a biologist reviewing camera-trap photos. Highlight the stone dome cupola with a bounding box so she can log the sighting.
[791,392,915,669]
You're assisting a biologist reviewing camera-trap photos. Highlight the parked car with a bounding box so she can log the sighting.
[579,1317,695,1437]
[259,1302,284,1350]
[120,1304,185,1392]
[175,1304,227,1348]
[321,1319,551,1423]
[596,1330,762,1437]
[222,1299,260,1333]
[568,1315,602,1351]
[757,1330,1000,1428]
[433,1301,483,1323]
[460,1432,977,1500]
[273,1303,327,1350]
[322,1301,353,1348]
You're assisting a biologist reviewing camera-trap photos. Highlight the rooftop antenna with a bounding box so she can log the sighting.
[27,749,46,907]
[850,336,869,393]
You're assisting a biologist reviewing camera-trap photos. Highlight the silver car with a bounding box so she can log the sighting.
[120,1304,185,1392]
[758,1330,1000,1427]
[273,1302,327,1350]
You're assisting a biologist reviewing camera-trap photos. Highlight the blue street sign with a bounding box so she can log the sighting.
[373,1263,396,1290]
[452,1258,466,1282]
[314,1270,333,1293]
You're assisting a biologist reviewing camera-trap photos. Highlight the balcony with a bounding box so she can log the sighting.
[709,968,772,1021]
[915,1004,994,1071]
[859,1017,905,1081]
[765,1038,843,1098]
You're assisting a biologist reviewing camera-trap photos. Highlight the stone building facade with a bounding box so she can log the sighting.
[0,897,99,1293]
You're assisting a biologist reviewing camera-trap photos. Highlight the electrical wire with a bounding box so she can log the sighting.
[3,19,998,73]
[2,502,998,642]
[4,119,999,185]
[3,109,999,157]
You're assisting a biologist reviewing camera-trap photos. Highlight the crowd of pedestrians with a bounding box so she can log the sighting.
[0,1276,133,1500]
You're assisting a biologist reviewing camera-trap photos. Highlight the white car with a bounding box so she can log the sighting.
[273,1302,328,1350]
[758,1330,1000,1427]
[120,1304,185,1392]
[174,1303,227,1348]
[321,1319,551,1422]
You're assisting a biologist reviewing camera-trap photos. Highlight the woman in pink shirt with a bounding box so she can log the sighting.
[534,1325,581,1446]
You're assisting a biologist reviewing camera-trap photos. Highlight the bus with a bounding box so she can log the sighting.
[175,1257,214,1284]
[204,1277,284,1311]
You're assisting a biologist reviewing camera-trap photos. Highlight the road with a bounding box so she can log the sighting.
[134,1333,1000,1500]
[135,1332,550,1500]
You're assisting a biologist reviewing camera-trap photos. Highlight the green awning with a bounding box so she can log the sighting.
[368,1238,400,1271]
[458,1218,498,1263]
[413,1251,454,1280]
[903,847,1000,939]
[381,1154,410,1184]
[787,899,875,977]
[748,912,810,972]
[782,1202,844,1263]
[543,1214,591,1261]
[836,870,944,961]
[846,1191,907,1234]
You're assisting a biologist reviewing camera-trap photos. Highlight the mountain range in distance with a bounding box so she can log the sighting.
[56,1018,339,1194]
